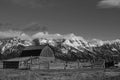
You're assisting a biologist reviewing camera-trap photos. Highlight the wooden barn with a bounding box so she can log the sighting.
[31,46,81,70]
[3,57,30,69]
[31,46,56,70]
[2,45,106,70]
[27,45,82,70]
[2,45,56,70]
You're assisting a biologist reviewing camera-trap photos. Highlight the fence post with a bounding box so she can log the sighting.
[77,60,80,69]
[48,62,49,70]
[64,61,67,70]
[28,70,31,80]
[103,59,105,69]
[39,58,40,69]
[30,56,32,70]
[91,59,94,69]
[64,61,66,70]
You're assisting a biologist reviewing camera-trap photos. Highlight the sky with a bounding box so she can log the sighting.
[0,0,120,40]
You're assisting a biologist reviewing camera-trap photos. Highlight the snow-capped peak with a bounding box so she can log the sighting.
[62,33,88,50]
[88,39,104,47]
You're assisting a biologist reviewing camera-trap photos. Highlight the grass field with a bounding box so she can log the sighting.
[0,68,120,80]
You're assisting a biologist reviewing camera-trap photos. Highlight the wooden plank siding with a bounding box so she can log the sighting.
[1,57,105,70]
[30,57,81,70]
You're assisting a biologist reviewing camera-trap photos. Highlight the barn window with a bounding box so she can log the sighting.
[50,61,53,63]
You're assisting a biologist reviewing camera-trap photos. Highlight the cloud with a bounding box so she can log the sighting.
[0,22,17,30]
[0,22,12,27]
[98,0,120,8]
[0,30,32,40]
[21,22,48,32]
[8,0,56,8]
[0,22,49,34]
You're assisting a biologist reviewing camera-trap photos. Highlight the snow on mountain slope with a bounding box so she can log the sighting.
[1,31,120,54]
[0,37,32,54]
[32,32,88,49]
[62,33,88,49]
[1,31,120,60]
[88,39,104,47]
[33,32,120,52]
[1,31,120,49]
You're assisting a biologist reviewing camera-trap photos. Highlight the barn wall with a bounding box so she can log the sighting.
[38,62,49,69]
[66,62,79,69]
[30,57,81,70]
[105,61,114,68]
[3,61,19,69]
[49,61,65,69]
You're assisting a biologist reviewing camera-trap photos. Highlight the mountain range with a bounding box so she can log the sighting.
[0,31,120,61]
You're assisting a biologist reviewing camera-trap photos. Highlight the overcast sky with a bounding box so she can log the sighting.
[0,0,120,40]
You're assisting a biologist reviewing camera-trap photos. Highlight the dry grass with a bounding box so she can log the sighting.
[0,69,120,80]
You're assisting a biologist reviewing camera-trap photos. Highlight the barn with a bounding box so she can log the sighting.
[2,45,56,69]
[3,45,105,70]
[3,57,30,69]
[33,46,56,70]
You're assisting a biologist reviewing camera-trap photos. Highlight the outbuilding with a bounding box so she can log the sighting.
[3,57,30,69]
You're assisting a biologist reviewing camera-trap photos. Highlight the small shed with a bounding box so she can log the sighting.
[3,57,30,69]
